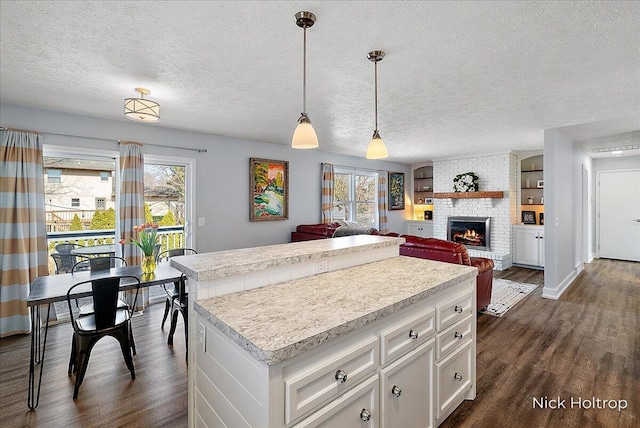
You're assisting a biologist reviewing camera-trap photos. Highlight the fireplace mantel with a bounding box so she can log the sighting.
[434,191,504,199]
[434,191,505,207]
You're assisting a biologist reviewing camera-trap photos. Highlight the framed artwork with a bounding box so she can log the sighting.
[249,158,289,221]
[536,180,544,188]
[389,172,405,210]
[522,210,536,224]
[539,212,544,225]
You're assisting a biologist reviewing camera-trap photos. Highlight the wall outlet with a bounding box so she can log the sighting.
[197,320,206,352]
[198,217,205,227]
[313,261,328,274]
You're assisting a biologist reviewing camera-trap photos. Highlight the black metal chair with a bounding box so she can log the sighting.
[66,275,140,399]
[156,248,196,329]
[157,248,196,360]
[71,257,130,318]
[51,253,76,274]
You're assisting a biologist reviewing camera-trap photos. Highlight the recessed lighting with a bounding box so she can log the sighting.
[611,150,623,155]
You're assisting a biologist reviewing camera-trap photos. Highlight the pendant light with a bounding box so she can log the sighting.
[124,88,160,122]
[292,11,319,149]
[366,51,389,159]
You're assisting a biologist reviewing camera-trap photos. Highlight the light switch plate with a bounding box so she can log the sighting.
[197,320,206,352]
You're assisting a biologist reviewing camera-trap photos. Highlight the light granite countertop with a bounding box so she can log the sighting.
[195,256,477,365]
[171,235,404,281]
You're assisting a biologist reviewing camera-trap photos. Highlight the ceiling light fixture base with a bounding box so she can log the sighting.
[367,51,385,63]
[295,11,316,28]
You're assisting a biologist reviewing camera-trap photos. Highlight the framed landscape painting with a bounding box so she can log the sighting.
[389,172,405,210]
[249,158,289,221]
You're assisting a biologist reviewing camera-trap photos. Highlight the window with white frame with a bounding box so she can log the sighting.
[333,168,378,228]
[47,168,61,183]
[100,171,110,181]
[71,198,80,207]
[95,197,106,210]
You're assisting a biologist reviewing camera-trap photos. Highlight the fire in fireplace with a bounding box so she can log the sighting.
[447,216,491,251]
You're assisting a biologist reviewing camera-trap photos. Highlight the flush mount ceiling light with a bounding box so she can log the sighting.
[291,11,319,149]
[124,87,160,122]
[366,51,389,159]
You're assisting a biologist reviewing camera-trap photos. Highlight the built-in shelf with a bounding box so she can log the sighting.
[521,187,544,190]
[434,191,504,199]
[522,169,544,173]
[522,204,544,207]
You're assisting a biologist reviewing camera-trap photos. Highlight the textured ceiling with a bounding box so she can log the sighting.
[1,1,638,163]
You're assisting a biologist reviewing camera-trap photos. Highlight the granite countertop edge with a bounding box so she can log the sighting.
[173,236,404,281]
[193,268,476,366]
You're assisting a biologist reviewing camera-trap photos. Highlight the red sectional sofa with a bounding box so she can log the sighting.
[290,223,494,311]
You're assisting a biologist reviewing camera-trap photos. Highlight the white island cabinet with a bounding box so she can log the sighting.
[171,235,477,428]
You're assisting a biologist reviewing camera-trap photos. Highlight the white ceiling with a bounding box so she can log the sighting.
[1,1,638,163]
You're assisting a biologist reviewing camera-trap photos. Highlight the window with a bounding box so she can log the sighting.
[71,198,80,207]
[334,168,378,228]
[95,197,106,210]
[100,171,110,181]
[47,169,61,183]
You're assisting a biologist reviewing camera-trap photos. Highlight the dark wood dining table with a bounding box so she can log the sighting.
[27,263,184,410]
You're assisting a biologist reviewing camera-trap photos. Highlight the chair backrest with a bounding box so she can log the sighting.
[156,248,197,262]
[71,256,128,273]
[67,275,141,330]
[51,253,76,274]
[55,243,80,254]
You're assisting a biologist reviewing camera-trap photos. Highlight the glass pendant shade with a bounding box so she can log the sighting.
[292,114,319,149]
[366,130,389,159]
[124,88,159,122]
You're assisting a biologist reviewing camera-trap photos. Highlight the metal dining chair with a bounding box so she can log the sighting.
[51,253,76,274]
[66,275,140,399]
[156,248,196,330]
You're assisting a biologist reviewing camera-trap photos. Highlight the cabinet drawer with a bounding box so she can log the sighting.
[380,307,435,365]
[293,375,379,428]
[436,341,472,420]
[436,315,473,360]
[285,336,379,424]
[436,291,473,332]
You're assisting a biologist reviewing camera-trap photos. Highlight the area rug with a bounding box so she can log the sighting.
[481,278,539,317]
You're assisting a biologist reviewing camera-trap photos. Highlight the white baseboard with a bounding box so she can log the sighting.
[587,253,595,263]
[542,268,580,300]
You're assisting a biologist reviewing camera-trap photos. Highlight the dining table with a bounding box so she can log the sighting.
[26,262,184,410]
[70,244,116,258]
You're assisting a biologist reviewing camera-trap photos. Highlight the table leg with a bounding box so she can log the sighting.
[28,304,51,410]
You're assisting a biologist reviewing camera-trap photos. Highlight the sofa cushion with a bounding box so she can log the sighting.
[332,226,378,238]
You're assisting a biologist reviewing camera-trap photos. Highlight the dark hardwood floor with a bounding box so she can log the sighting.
[442,259,639,428]
[0,302,188,427]
[1,259,637,427]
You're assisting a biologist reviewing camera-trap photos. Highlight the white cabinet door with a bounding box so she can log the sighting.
[406,223,433,238]
[380,340,434,428]
[514,227,543,267]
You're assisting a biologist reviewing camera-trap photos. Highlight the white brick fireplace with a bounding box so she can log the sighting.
[433,153,518,270]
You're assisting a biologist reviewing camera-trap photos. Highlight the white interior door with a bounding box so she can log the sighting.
[598,169,640,261]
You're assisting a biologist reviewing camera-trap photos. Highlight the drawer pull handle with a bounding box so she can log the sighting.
[335,370,348,383]
[408,329,419,340]
[391,385,402,397]
[454,332,463,339]
[454,372,463,381]
[454,305,463,313]
[360,409,372,422]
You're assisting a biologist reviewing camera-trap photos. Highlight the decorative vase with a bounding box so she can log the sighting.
[142,255,156,274]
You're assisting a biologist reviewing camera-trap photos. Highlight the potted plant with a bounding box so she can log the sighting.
[127,223,159,274]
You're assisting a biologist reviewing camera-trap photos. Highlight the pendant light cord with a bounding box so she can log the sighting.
[302,27,307,115]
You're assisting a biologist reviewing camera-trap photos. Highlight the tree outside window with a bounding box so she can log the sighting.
[334,168,378,228]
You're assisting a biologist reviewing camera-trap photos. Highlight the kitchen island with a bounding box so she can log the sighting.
[171,236,478,427]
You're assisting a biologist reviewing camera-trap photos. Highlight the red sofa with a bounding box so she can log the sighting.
[383,233,494,312]
[291,222,378,242]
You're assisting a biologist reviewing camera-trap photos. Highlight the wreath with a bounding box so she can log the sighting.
[453,172,479,192]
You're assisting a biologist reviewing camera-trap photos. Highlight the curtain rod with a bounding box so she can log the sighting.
[330,163,385,174]
[0,126,208,153]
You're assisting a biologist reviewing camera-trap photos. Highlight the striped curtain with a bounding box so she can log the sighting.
[0,129,49,337]
[378,171,389,234]
[321,163,334,224]
[119,142,147,310]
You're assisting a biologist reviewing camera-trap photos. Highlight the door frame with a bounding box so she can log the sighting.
[595,168,640,259]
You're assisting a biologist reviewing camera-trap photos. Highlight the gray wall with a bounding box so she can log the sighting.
[593,155,640,171]
[1,103,411,252]
[543,128,594,299]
